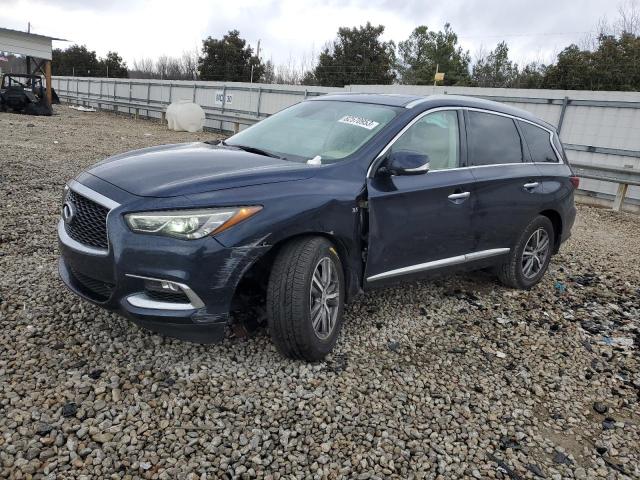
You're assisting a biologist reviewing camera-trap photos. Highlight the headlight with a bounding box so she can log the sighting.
[125,206,262,239]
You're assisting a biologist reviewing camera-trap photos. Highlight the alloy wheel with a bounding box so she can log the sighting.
[522,228,550,279]
[310,257,340,339]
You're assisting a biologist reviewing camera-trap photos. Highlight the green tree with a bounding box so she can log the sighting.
[52,45,100,76]
[100,51,128,78]
[471,41,518,87]
[199,30,264,82]
[397,24,470,85]
[589,32,640,89]
[514,62,547,88]
[312,22,396,87]
[542,44,593,89]
[543,33,640,90]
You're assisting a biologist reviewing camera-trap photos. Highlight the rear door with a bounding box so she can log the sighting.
[365,109,477,285]
[465,109,544,253]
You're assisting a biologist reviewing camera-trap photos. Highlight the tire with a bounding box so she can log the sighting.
[267,236,345,361]
[497,215,555,290]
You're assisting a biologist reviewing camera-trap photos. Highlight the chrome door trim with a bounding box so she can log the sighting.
[465,248,511,261]
[523,182,540,189]
[366,248,510,282]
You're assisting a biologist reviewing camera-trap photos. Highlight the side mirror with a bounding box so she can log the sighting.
[378,150,430,176]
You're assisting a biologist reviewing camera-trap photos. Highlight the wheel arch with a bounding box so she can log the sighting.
[539,209,562,253]
[230,231,360,316]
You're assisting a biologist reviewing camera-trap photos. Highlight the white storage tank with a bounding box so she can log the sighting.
[166,100,205,133]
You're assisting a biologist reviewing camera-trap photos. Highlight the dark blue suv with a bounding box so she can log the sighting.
[58,94,577,361]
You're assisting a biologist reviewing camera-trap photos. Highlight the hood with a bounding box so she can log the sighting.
[85,142,317,197]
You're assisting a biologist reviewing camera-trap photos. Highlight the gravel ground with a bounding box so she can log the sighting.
[1,106,639,479]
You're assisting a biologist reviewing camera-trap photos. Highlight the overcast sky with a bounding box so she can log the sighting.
[2,0,623,67]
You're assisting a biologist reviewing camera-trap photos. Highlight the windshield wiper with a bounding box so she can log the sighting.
[221,141,283,159]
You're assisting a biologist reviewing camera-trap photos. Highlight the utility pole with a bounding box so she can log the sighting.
[27,22,31,33]
[434,63,439,87]
[250,39,261,84]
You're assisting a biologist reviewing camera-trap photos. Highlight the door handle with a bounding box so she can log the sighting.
[448,191,471,200]
[523,182,539,190]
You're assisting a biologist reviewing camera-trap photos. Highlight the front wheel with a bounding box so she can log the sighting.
[267,237,345,361]
[498,215,555,289]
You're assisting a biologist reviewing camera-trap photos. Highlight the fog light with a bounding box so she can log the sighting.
[144,279,182,293]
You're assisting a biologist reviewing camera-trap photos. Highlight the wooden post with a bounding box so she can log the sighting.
[44,60,52,107]
[612,183,629,212]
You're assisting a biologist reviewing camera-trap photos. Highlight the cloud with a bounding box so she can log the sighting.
[1,0,621,67]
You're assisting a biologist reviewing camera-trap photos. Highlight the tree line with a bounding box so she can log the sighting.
[42,1,640,91]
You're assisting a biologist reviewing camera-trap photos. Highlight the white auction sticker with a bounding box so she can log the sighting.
[338,115,380,130]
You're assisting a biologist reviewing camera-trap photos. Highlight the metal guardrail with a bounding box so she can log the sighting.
[52,77,640,211]
[54,78,640,157]
[572,162,640,211]
[57,92,263,132]
[53,77,325,132]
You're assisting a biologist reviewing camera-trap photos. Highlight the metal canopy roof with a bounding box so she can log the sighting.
[0,27,68,60]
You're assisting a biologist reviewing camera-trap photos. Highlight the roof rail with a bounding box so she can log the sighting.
[405,97,430,109]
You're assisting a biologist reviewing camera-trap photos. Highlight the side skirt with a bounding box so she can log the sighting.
[366,248,510,282]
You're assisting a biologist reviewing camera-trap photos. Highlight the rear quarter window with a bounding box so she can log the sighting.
[467,111,524,166]
[518,121,559,163]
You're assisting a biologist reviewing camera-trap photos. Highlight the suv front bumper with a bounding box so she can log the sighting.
[57,181,270,344]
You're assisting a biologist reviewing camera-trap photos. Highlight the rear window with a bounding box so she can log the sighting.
[467,111,524,166]
[519,121,559,163]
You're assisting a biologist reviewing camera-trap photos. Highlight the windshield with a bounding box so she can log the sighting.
[225,100,401,163]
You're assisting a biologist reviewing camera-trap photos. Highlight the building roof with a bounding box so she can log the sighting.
[0,27,68,60]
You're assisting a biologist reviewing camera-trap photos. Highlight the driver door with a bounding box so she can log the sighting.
[364,109,476,286]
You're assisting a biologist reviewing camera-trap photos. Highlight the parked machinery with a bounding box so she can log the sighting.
[0,73,59,116]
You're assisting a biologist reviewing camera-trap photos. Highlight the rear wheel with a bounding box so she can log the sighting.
[498,215,554,289]
[267,237,345,361]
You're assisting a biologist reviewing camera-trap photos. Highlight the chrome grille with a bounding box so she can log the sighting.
[64,190,109,249]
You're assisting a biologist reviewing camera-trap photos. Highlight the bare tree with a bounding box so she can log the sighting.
[581,0,640,50]
[258,48,318,85]
[615,0,640,34]
[131,57,155,78]
[165,57,183,80]
[181,49,199,80]
[154,55,169,79]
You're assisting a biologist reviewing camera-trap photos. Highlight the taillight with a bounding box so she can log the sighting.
[569,176,580,189]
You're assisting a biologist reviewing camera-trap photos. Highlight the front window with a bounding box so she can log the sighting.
[225,100,401,163]
[390,110,460,170]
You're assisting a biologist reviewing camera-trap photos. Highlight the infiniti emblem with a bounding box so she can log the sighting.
[62,202,76,224]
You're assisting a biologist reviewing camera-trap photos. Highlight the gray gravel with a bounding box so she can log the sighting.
[1,106,639,479]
